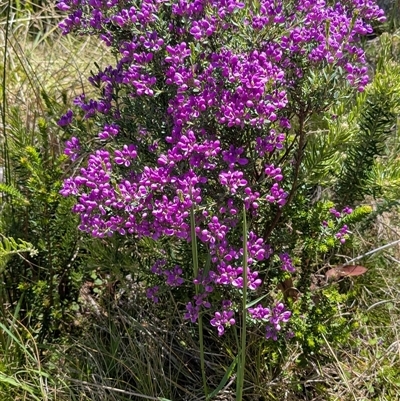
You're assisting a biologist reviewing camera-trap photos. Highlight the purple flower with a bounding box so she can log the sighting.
[184,293,211,323]
[342,206,353,215]
[56,2,70,11]
[114,144,137,167]
[164,266,184,286]
[249,302,291,340]
[335,224,349,244]
[99,124,119,140]
[329,207,341,218]
[219,170,248,194]
[248,304,271,320]
[265,164,283,182]
[256,130,286,156]
[64,136,80,161]
[222,146,248,169]
[184,301,199,323]
[266,183,288,206]
[280,253,295,272]
[210,309,235,336]
[146,286,159,303]
[151,259,166,275]
[57,109,73,126]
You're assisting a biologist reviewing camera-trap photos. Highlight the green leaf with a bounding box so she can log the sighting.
[0,373,41,400]
[245,293,268,309]
[207,354,239,400]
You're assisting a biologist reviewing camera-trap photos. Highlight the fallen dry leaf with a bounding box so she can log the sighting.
[325,265,368,280]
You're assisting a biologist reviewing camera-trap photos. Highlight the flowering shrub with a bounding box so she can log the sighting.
[56,0,384,344]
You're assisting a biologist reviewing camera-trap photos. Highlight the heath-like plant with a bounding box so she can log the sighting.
[56,0,385,397]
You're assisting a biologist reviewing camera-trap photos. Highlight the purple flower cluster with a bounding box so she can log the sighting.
[58,109,73,126]
[64,136,80,161]
[146,285,159,303]
[322,206,353,244]
[328,206,353,244]
[335,224,349,244]
[57,0,384,338]
[151,260,185,287]
[256,130,286,156]
[266,184,288,207]
[264,164,288,206]
[249,302,291,340]
[99,123,119,140]
[329,206,353,218]
[184,293,211,323]
[211,300,236,336]
[280,253,295,273]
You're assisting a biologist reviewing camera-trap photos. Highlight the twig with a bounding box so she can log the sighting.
[366,299,398,312]
[264,109,307,240]
[340,239,400,266]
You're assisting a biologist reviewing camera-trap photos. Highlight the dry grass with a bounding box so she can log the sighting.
[1,0,112,139]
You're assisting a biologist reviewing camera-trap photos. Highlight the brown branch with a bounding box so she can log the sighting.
[263,110,308,241]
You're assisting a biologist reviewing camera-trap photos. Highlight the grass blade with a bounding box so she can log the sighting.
[208,354,239,400]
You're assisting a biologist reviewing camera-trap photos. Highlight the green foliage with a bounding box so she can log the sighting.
[0,0,54,20]
[0,235,37,272]
[335,87,399,204]
[0,314,70,401]
[0,94,84,342]
[0,184,28,206]
[300,33,400,207]
[290,287,353,358]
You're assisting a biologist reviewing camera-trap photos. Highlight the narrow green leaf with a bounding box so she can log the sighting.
[0,373,41,401]
[0,323,35,362]
[207,354,239,400]
[245,293,268,309]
